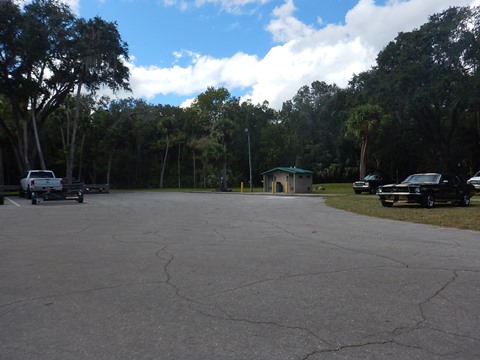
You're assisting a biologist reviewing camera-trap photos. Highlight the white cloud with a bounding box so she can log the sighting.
[63,0,80,14]
[105,0,480,109]
[164,0,271,13]
[245,0,479,108]
[122,51,259,99]
[266,0,315,42]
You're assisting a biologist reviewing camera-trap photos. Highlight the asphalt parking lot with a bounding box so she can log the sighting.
[1,192,479,359]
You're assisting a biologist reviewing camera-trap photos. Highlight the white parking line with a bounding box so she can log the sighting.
[6,197,21,207]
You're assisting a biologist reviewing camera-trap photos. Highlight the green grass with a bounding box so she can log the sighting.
[315,183,480,231]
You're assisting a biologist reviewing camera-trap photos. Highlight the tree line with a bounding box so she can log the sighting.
[1,1,479,188]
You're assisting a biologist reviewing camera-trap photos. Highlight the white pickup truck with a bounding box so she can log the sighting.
[20,170,63,199]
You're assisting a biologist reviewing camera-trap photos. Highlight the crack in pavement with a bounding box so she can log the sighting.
[160,245,332,348]
[200,264,404,299]
[300,268,479,359]
[301,337,443,359]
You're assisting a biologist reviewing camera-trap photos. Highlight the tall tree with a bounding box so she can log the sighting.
[0,0,129,175]
[0,0,75,173]
[345,104,385,179]
[375,6,477,172]
[189,87,235,189]
[65,16,130,182]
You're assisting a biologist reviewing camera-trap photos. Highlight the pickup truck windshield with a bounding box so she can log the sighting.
[403,174,441,184]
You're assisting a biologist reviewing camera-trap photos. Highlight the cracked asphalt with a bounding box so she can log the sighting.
[1,192,479,359]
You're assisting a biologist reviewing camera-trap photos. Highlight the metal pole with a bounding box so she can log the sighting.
[245,128,253,192]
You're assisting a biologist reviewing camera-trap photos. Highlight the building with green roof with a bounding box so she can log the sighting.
[261,167,314,193]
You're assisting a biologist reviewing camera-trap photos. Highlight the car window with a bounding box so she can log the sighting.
[31,171,54,178]
[404,174,440,183]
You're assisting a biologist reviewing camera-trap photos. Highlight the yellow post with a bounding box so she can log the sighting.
[272,182,275,193]
[240,182,244,193]
[286,181,289,193]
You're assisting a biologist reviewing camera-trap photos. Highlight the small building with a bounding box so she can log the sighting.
[261,167,314,193]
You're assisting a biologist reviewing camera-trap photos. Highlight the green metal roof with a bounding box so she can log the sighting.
[261,167,314,175]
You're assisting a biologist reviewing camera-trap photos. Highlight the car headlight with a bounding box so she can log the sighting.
[415,187,421,193]
[377,188,382,193]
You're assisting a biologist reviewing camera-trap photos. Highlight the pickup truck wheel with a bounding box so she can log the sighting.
[422,193,435,208]
[459,193,470,207]
[354,190,361,194]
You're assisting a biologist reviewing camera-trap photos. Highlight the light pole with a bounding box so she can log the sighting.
[245,128,253,192]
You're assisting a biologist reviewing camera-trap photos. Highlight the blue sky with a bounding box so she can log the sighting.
[64,0,479,109]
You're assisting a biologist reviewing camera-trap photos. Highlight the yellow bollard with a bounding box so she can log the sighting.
[272,181,275,193]
[286,181,289,193]
[240,182,244,193]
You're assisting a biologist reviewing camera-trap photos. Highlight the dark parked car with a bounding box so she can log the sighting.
[0,185,4,205]
[353,174,387,194]
[377,173,476,208]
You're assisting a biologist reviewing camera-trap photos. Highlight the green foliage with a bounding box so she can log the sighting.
[0,0,130,175]
[1,5,480,189]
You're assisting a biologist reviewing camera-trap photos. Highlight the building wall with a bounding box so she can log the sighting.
[294,174,313,193]
[263,171,312,193]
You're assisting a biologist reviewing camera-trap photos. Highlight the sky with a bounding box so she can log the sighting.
[61,0,480,109]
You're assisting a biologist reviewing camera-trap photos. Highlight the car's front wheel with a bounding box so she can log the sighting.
[422,193,435,208]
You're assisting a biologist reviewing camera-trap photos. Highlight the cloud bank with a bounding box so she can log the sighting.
[111,0,480,108]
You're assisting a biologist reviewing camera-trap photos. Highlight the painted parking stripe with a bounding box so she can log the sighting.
[6,197,21,207]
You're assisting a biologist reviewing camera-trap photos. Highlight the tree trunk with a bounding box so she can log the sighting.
[192,149,196,188]
[359,135,368,179]
[160,134,169,188]
[66,84,82,184]
[220,142,227,191]
[31,104,46,170]
[107,153,113,186]
[477,111,480,141]
[177,143,181,188]
[78,133,86,181]
[0,147,4,186]
[203,161,206,189]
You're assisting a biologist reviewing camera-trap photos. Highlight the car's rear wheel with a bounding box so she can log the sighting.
[381,200,393,207]
[459,193,470,207]
[422,193,435,208]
